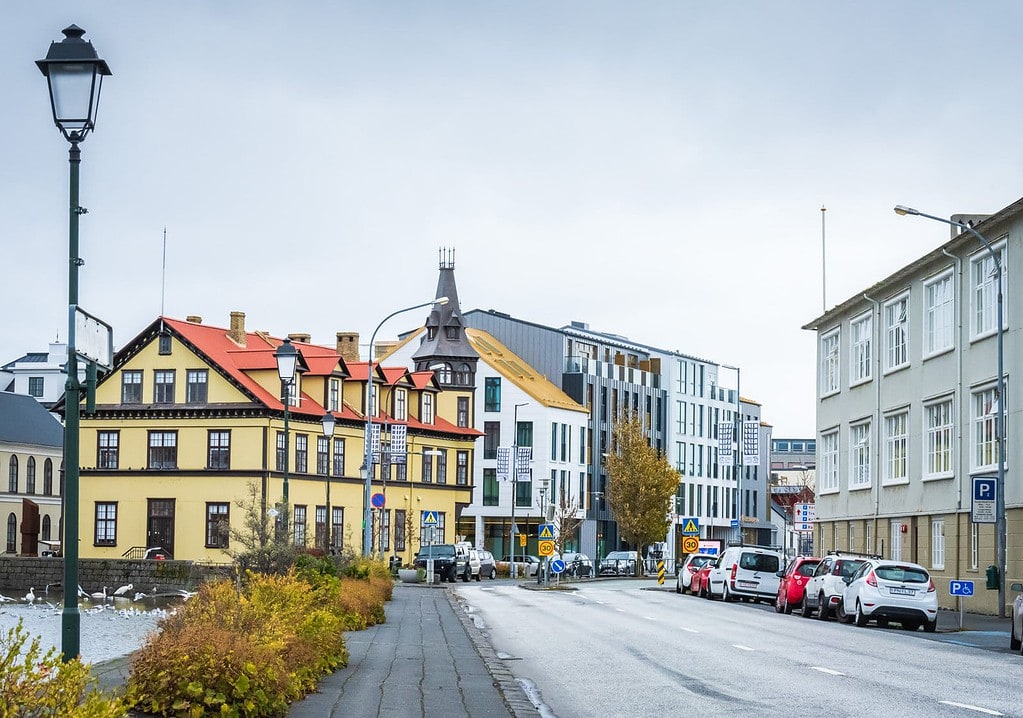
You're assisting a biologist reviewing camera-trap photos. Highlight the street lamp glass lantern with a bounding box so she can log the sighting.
[36,25,111,142]
[274,338,299,384]
[321,411,336,438]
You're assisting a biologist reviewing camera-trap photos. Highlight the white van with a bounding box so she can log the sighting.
[708,544,784,604]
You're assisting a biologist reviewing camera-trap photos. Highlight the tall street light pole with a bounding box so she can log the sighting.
[37,24,111,663]
[321,411,336,551]
[362,297,448,556]
[510,402,528,578]
[721,364,742,546]
[274,338,299,542]
[895,205,1007,617]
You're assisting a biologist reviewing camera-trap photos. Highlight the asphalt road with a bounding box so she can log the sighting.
[457,579,1021,718]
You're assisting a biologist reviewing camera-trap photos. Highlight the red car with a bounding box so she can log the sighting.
[775,556,821,614]
[691,560,716,598]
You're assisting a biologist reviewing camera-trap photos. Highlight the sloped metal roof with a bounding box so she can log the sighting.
[0,392,63,448]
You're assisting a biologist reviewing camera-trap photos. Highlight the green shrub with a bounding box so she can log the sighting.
[0,620,126,717]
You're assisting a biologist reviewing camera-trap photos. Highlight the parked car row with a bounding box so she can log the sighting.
[1010,582,1023,655]
[682,546,941,633]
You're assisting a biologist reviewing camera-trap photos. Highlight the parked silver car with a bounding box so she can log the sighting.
[1010,582,1023,653]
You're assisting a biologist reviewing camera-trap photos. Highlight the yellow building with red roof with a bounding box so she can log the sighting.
[76,311,478,563]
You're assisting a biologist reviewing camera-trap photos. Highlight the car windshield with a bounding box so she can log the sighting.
[418,545,454,558]
[875,565,929,583]
[691,556,712,568]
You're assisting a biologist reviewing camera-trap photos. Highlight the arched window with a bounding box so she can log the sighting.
[7,456,17,493]
[430,363,452,384]
[5,514,15,553]
[26,457,36,494]
[43,459,53,495]
[42,515,51,541]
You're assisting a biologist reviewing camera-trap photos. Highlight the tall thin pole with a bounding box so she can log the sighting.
[821,206,827,313]
[511,405,519,579]
[282,380,290,540]
[734,367,742,546]
[160,227,167,317]
[61,140,82,662]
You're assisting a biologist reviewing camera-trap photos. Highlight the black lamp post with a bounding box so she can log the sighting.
[274,339,299,541]
[37,24,111,664]
[321,410,336,551]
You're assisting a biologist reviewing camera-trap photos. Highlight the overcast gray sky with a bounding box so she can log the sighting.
[3,1,1022,438]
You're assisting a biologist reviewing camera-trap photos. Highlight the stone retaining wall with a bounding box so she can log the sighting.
[0,556,234,595]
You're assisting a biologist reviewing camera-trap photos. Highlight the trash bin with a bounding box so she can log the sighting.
[986,564,999,590]
[389,555,402,576]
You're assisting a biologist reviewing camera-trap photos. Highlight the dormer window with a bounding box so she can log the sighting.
[394,388,408,420]
[422,393,435,424]
[427,327,437,340]
[445,326,458,340]
[329,378,340,412]
[158,332,172,355]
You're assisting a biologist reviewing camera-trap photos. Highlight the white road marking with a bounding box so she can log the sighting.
[732,644,754,651]
[644,616,656,620]
[615,608,626,612]
[811,667,844,676]
[679,627,699,633]
[939,701,1003,716]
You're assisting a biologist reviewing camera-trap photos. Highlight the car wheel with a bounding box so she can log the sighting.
[489,568,497,580]
[722,583,733,602]
[783,597,794,615]
[475,570,481,582]
[801,598,814,619]
[1011,623,1022,651]
[924,619,937,633]
[816,594,830,621]
[854,601,868,627]
[676,579,682,594]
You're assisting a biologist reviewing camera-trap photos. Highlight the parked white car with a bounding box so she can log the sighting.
[840,558,938,632]
[1009,582,1023,653]
[801,551,875,620]
[707,544,783,603]
[675,553,715,594]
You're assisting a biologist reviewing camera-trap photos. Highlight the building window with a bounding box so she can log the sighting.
[484,422,500,459]
[206,503,229,548]
[148,431,178,469]
[317,436,330,475]
[436,450,447,484]
[379,509,390,552]
[551,422,558,461]
[208,431,230,470]
[28,377,44,398]
[515,480,532,507]
[972,387,1000,470]
[5,514,14,553]
[295,435,308,473]
[25,457,36,494]
[972,242,1007,338]
[484,377,501,412]
[421,448,434,483]
[516,421,533,447]
[457,397,469,428]
[819,431,838,493]
[884,294,909,371]
[483,468,499,506]
[849,422,871,490]
[970,523,979,570]
[924,271,954,356]
[849,312,872,384]
[820,330,840,396]
[890,521,902,561]
[7,456,15,492]
[329,378,340,412]
[865,522,873,555]
[186,369,208,403]
[154,370,176,404]
[883,411,908,485]
[394,509,406,552]
[332,437,345,477]
[43,459,53,495]
[315,506,328,549]
[432,363,452,383]
[98,431,119,469]
[394,388,407,420]
[331,506,344,552]
[158,332,172,355]
[924,398,953,478]
[42,515,51,541]
[121,370,142,403]
[293,505,307,546]
[95,502,117,546]
[422,393,435,424]
[456,451,469,486]
[276,432,286,472]
[931,518,945,570]
[849,523,856,553]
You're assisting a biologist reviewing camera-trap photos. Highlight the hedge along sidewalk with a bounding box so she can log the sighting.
[286,584,541,718]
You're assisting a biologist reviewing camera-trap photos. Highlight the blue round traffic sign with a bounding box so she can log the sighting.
[550,559,566,575]
[371,492,385,508]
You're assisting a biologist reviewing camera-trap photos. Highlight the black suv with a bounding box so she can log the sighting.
[413,544,466,583]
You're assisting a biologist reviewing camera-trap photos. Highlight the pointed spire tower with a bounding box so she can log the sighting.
[412,248,479,388]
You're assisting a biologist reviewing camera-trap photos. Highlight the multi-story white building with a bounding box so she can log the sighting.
[803,198,1023,614]
[2,341,68,409]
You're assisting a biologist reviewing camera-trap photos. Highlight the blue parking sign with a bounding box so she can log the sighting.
[949,580,974,597]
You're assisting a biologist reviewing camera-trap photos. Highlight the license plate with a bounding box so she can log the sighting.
[889,587,915,596]
[738,581,757,588]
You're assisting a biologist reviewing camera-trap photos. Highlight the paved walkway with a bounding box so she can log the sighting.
[287,583,541,718]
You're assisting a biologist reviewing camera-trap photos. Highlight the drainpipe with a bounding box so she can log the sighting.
[863,293,882,552]
[942,248,964,581]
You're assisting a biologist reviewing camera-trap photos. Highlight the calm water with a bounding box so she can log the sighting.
[0,588,181,665]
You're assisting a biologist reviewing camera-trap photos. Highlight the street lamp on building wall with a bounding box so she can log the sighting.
[274,338,299,541]
[361,297,448,556]
[321,411,336,551]
[894,204,1007,618]
[37,24,111,664]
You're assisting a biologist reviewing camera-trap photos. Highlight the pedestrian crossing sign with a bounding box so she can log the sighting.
[422,511,439,527]
[680,518,699,536]
[539,523,555,539]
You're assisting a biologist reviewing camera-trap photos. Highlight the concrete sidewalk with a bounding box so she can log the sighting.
[287,584,541,718]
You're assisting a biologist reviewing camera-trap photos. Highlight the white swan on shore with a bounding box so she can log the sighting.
[112,583,133,596]
[24,587,35,604]
[89,586,108,601]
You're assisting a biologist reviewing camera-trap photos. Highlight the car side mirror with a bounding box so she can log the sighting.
[842,576,851,585]
[776,570,784,578]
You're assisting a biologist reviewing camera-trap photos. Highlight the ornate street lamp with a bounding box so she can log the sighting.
[274,338,299,540]
[321,410,336,551]
[37,24,111,664]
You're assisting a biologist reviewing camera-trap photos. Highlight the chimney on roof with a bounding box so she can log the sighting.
[228,311,246,346]
[336,332,359,363]
[288,333,311,344]
[186,315,202,324]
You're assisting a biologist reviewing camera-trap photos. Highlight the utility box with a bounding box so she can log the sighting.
[985,564,999,590]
